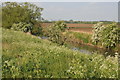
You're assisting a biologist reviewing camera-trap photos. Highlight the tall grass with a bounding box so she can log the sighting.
[64,31,92,44]
[2,28,118,78]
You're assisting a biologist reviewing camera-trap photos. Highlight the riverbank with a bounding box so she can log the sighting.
[63,31,103,48]
[2,28,118,78]
[62,30,119,56]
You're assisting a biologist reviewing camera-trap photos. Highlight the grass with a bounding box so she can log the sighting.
[2,28,118,78]
[64,31,92,44]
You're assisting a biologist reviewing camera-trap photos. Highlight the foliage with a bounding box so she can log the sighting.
[11,22,32,33]
[42,20,113,24]
[2,2,43,29]
[101,23,120,49]
[31,22,42,36]
[92,22,104,45]
[46,21,67,45]
[64,31,92,44]
[67,53,118,78]
[2,28,118,78]
[92,22,120,49]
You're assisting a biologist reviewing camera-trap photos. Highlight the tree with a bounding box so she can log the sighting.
[2,2,43,29]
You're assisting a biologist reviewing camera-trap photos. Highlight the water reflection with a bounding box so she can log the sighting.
[72,47,91,54]
[67,43,115,57]
[38,36,48,39]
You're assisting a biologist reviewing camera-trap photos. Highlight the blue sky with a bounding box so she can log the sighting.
[34,2,118,21]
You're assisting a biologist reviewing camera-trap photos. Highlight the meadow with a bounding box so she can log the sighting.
[2,28,118,78]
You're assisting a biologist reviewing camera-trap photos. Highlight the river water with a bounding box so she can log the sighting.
[66,43,116,56]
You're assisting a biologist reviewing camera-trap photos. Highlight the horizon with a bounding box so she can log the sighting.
[34,2,118,22]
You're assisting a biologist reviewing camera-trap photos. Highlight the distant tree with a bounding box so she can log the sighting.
[69,19,74,23]
[2,2,43,29]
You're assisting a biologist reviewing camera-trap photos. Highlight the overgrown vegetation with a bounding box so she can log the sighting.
[92,22,120,50]
[11,22,32,33]
[2,2,43,36]
[44,21,67,45]
[2,28,118,78]
[2,2,119,79]
[31,22,43,36]
[64,31,92,44]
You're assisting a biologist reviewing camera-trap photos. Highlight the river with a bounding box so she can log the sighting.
[38,36,116,57]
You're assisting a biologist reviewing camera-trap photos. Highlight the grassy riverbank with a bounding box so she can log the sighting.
[64,31,92,44]
[2,28,118,78]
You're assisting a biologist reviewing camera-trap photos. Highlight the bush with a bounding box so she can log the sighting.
[31,22,42,36]
[92,22,104,45]
[101,23,120,49]
[11,22,32,33]
[46,21,66,45]
[92,22,120,50]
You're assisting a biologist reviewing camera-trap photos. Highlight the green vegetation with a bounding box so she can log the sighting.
[42,21,92,45]
[44,21,66,45]
[92,22,120,50]
[2,2,43,36]
[1,2,119,79]
[11,22,32,33]
[43,20,114,24]
[2,28,118,78]
[64,31,92,44]
[31,22,43,36]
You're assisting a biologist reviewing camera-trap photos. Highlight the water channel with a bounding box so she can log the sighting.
[38,36,116,57]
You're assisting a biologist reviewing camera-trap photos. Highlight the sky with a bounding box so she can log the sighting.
[34,2,118,21]
[2,0,120,2]
[2,0,119,21]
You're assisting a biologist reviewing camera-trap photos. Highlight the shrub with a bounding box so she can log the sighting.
[46,21,67,45]
[11,22,32,33]
[101,23,120,49]
[92,22,104,45]
[31,22,42,36]
[92,22,120,50]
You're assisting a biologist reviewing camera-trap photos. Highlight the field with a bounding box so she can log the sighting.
[41,23,93,34]
[69,28,93,34]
